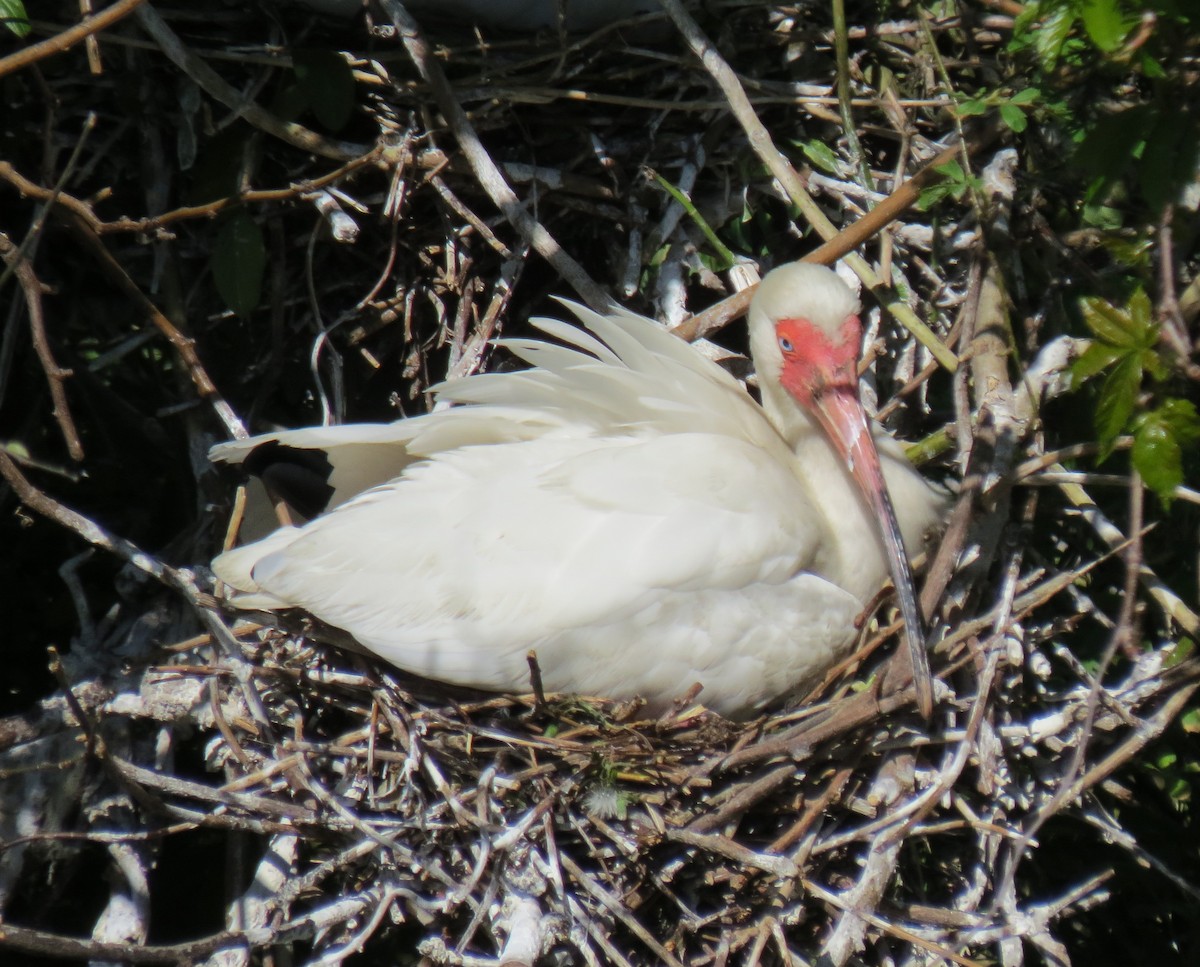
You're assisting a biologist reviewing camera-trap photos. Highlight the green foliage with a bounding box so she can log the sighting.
[1012,0,1199,216]
[291,49,357,132]
[1131,401,1200,505]
[797,138,842,175]
[1143,740,1200,806]
[1070,291,1197,505]
[918,159,981,209]
[211,211,266,318]
[185,126,251,205]
[647,167,738,271]
[956,86,1042,133]
[1078,0,1140,52]
[0,0,29,39]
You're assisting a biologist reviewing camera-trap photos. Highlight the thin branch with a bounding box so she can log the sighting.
[0,0,145,80]
[379,1,611,311]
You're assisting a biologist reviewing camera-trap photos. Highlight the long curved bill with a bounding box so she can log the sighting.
[810,386,934,719]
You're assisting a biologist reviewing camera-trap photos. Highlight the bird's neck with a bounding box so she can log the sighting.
[760,379,893,603]
[758,379,820,447]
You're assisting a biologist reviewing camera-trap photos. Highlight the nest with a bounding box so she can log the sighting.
[2,2,1199,964]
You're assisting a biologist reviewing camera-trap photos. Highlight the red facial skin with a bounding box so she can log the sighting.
[774,315,934,719]
[776,315,863,409]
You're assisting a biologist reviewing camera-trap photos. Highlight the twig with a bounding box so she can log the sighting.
[0,0,145,80]
[0,233,84,460]
[379,1,611,312]
[133,5,367,162]
[0,150,383,237]
[670,137,974,357]
[656,0,959,371]
[60,214,247,440]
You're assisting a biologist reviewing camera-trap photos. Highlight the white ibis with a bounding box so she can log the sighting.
[211,263,945,717]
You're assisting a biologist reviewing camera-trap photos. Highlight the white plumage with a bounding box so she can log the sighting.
[211,263,945,717]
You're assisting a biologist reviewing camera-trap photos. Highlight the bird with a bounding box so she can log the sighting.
[210,262,946,718]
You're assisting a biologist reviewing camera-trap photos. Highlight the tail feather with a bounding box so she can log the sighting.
[212,526,304,609]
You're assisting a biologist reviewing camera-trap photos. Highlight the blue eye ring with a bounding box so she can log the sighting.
[778,336,794,353]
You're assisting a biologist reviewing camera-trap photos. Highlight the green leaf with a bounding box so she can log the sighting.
[1140,348,1169,383]
[1080,298,1152,352]
[999,103,1028,133]
[1099,234,1154,267]
[1156,749,1178,770]
[1159,398,1200,442]
[935,159,965,182]
[1069,341,1123,387]
[1132,417,1183,505]
[958,99,988,117]
[1077,105,1153,188]
[800,139,841,175]
[271,82,312,124]
[1123,288,1159,347]
[1080,0,1134,52]
[1009,87,1041,106]
[1,0,30,38]
[917,184,954,210]
[186,126,250,205]
[1080,298,1132,352]
[212,211,266,318]
[1095,353,1142,457]
[1173,640,1198,672]
[1033,3,1077,69]
[1139,104,1200,214]
[1140,53,1166,80]
[292,49,356,132]
[1081,201,1124,230]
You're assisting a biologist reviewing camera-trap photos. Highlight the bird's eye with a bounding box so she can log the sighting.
[778,336,794,353]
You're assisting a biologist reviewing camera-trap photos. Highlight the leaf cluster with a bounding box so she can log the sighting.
[1071,290,1200,504]
[0,0,29,39]
[1012,0,1199,215]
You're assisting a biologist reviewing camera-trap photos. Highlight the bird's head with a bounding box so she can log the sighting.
[748,261,933,717]
[748,262,862,409]
[750,262,871,469]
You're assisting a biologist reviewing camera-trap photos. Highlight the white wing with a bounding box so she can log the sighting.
[210,303,795,508]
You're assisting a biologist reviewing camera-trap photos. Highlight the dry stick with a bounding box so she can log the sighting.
[0,450,196,594]
[62,214,246,440]
[1006,473,1146,880]
[1062,677,1200,806]
[823,833,904,965]
[656,0,958,373]
[0,0,145,80]
[0,449,282,743]
[133,5,367,162]
[672,138,966,345]
[0,884,393,963]
[0,150,383,237]
[558,853,686,967]
[380,1,611,313]
[1155,208,1200,379]
[0,233,84,460]
[1055,470,1200,636]
[803,876,986,967]
[720,557,1116,776]
[832,0,873,190]
[665,828,798,878]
